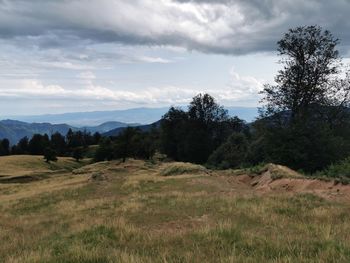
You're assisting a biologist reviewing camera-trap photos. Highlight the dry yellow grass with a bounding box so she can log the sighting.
[0,155,85,177]
[1,157,350,262]
[158,162,207,177]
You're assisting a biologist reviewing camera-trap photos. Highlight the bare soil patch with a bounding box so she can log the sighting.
[232,164,350,201]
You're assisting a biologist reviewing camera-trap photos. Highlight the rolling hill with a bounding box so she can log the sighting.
[103,121,161,137]
[4,106,258,127]
[6,107,169,127]
[0,106,259,143]
[0,120,74,144]
[81,121,140,133]
[0,120,137,144]
[1,157,350,262]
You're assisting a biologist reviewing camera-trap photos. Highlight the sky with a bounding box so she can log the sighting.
[1,0,350,116]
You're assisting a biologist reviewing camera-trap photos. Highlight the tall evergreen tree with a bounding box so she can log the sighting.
[18,136,29,154]
[51,132,67,156]
[73,147,84,162]
[28,134,50,155]
[114,127,138,162]
[0,139,10,156]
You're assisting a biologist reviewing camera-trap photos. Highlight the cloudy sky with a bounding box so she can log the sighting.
[1,0,350,116]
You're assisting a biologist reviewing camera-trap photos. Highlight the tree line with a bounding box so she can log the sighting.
[0,129,101,162]
[95,25,350,173]
[94,94,248,167]
[94,126,159,162]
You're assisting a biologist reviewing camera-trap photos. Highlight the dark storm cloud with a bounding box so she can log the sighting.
[0,0,350,55]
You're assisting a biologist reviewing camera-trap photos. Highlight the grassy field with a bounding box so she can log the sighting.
[0,155,86,178]
[1,156,350,262]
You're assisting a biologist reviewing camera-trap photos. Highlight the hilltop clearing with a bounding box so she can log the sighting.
[0,155,86,184]
[1,158,350,262]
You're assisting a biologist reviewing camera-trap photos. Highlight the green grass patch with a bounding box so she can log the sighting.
[312,157,350,184]
[72,225,117,248]
[160,163,206,176]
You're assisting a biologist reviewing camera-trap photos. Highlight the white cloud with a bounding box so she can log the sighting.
[1,0,350,54]
[37,61,94,70]
[0,68,263,107]
[77,71,96,80]
[0,80,66,97]
[226,67,264,99]
[136,56,173,64]
[1,0,348,115]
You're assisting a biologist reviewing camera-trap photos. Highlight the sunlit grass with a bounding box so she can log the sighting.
[1,158,350,262]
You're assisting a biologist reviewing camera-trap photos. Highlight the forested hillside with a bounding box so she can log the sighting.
[0,120,134,144]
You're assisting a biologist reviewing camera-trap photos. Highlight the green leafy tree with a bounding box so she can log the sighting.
[94,127,158,163]
[131,131,157,160]
[51,132,67,156]
[28,134,50,155]
[93,132,102,144]
[73,147,84,162]
[43,147,57,163]
[66,130,85,149]
[17,136,29,154]
[261,25,341,119]
[256,26,350,172]
[160,94,246,164]
[113,127,138,162]
[208,133,248,169]
[160,107,188,161]
[94,137,114,162]
[0,139,10,156]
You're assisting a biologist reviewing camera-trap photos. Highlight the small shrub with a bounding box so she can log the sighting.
[43,147,57,163]
[73,147,84,162]
[321,157,350,178]
[246,163,268,175]
[160,163,206,176]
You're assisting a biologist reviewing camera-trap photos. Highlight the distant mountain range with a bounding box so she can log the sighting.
[0,107,259,144]
[81,121,140,133]
[103,121,161,137]
[3,107,259,127]
[0,120,138,144]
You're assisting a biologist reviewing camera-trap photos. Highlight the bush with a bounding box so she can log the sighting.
[160,163,206,176]
[73,147,84,162]
[43,147,57,163]
[249,116,350,173]
[207,133,248,169]
[319,157,350,178]
[94,138,114,162]
[247,163,268,175]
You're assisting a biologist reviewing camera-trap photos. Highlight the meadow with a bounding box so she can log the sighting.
[1,156,350,262]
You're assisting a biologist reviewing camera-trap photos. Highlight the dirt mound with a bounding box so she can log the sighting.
[237,164,350,201]
[247,163,302,189]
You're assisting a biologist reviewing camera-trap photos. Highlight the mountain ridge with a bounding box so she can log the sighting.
[0,120,136,144]
[3,106,258,127]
